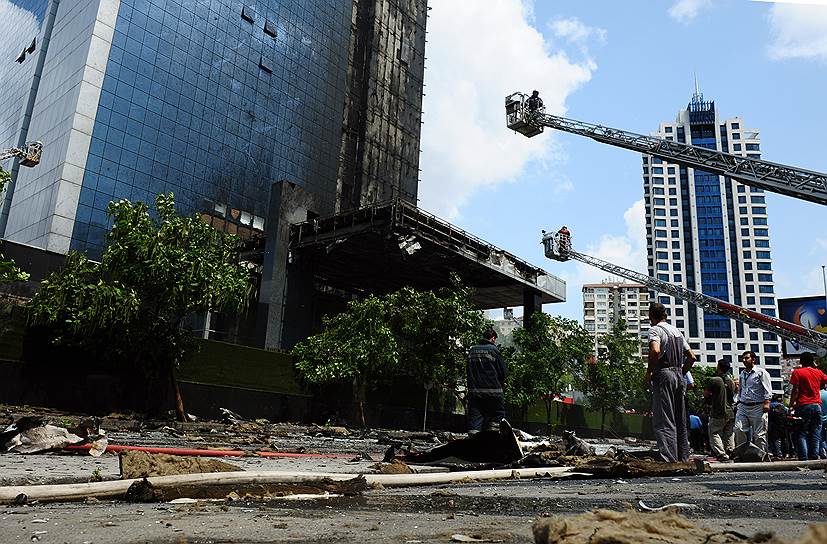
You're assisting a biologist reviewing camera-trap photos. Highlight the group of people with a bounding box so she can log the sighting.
[463,303,827,465]
[648,302,827,462]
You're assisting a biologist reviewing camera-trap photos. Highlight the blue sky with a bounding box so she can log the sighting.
[419,0,827,321]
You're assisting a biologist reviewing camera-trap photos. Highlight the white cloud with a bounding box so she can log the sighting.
[549,17,607,45]
[766,3,827,61]
[558,199,647,292]
[418,1,596,219]
[668,0,712,23]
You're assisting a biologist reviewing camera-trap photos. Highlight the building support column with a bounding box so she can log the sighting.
[255,181,319,350]
[523,288,542,329]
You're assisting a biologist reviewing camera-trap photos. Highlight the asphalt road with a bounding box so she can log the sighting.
[1,470,824,543]
[1,420,825,543]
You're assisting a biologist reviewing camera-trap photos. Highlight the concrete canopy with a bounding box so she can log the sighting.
[290,199,565,309]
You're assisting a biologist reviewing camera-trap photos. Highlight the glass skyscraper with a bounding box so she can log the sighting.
[0,0,426,254]
[643,92,782,392]
[0,0,428,348]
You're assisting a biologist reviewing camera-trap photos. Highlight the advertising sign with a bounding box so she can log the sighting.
[777,296,827,357]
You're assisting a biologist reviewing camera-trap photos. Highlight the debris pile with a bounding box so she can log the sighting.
[1,416,107,456]
[532,509,827,544]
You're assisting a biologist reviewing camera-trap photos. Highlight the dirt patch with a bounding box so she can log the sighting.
[532,509,827,544]
[119,450,243,479]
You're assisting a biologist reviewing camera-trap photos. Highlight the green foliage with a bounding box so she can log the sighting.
[0,168,29,283]
[292,275,489,420]
[27,193,251,413]
[505,314,593,427]
[685,364,719,415]
[575,319,642,432]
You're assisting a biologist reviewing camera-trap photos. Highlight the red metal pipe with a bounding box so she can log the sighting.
[64,444,352,459]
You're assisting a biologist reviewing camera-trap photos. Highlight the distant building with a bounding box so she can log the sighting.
[643,91,782,392]
[492,309,521,349]
[582,281,649,356]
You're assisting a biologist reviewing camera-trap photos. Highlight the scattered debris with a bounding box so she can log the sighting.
[119,450,244,479]
[451,534,505,543]
[125,474,368,502]
[312,424,352,438]
[561,430,595,456]
[371,459,414,474]
[219,408,245,425]
[4,424,83,454]
[732,441,770,463]
[638,500,697,512]
[1,416,106,456]
[389,420,523,467]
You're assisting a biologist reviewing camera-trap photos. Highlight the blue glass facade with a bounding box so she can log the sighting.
[689,102,731,339]
[71,0,352,253]
[0,0,50,229]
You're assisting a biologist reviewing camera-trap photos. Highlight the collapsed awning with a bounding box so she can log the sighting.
[290,199,565,309]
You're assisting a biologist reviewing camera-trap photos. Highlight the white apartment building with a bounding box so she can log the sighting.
[582,281,650,356]
[643,92,782,392]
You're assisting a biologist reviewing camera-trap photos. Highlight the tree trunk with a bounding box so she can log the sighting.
[170,364,187,423]
[544,399,553,437]
[353,378,367,428]
[600,408,606,438]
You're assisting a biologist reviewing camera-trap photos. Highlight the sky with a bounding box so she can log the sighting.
[418,0,827,321]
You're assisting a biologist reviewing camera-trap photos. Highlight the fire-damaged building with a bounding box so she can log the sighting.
[0,0,565,350]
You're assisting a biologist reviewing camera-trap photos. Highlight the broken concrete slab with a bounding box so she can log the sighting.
[119,450,244,479]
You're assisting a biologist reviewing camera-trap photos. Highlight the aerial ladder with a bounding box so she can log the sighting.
[505,92,827,206]
[0,141,43,168]
[542,229,827,356]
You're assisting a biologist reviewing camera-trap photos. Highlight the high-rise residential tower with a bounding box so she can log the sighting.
[643,92,782,392]
[582,280,650,357]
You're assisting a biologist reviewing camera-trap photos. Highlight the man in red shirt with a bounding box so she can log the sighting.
[789,352,827,460]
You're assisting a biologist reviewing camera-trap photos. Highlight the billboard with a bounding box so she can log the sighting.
[777,296,827,357]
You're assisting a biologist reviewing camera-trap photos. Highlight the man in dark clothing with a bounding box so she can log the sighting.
[767,394,789,458]
[526,90,543,112]
[705,358,736,461]
[646,302,696,462]
[466,329,507,433]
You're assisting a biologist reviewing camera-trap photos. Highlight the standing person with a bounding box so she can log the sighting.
[466,328,507,434]
[705,359,736,461]
[526,90,544,112]
[820,384,827,459]
[767,395,790,458]
[645,302,696,462]
[789,352,827,460]
[734,351,773,454]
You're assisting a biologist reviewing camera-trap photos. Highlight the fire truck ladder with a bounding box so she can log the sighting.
[506,92,827,206]
[542,230,827,355]
[0,141,43,168]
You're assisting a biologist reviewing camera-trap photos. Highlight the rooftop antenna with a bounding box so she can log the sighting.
[691,72,703,104]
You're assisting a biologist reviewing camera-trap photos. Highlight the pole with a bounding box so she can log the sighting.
[822,265,826,317]
[422,388,429,431]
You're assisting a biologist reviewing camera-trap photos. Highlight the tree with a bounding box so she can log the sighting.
[292,277,489,427]
[505,314,593,433]
[27,193,251,420]
[575,319,641,436]
[0,167,29,283]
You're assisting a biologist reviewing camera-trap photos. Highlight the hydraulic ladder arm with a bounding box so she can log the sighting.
[506,92,827,206]
[541,229,827,355]
[0,141,43,167]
